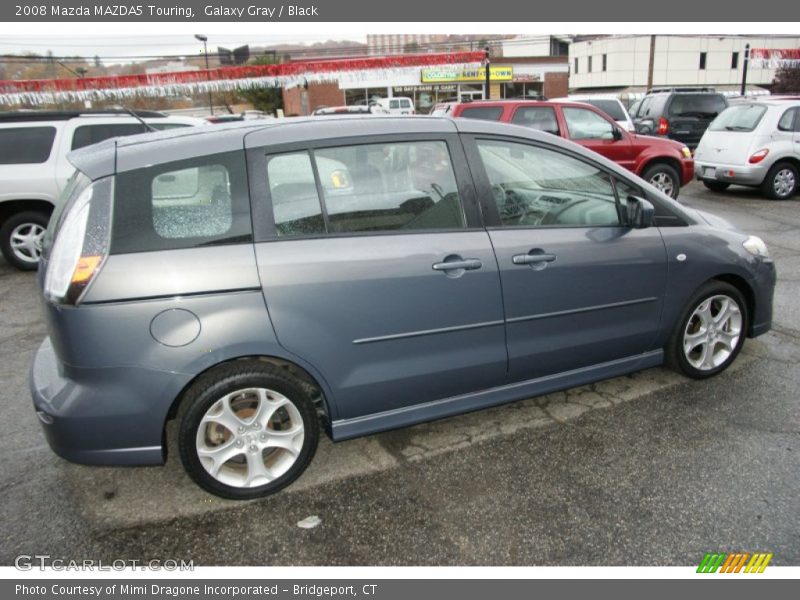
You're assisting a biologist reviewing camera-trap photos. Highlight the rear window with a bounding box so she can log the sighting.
[667,94,727,118]
[459,106,503,121]
[71,123,144,150]
[111,151,252,254]
[581,99,626,121]
[708,105,768,132]
[0,126,56,164]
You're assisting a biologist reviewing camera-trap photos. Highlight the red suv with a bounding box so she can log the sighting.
[431,100,694,198]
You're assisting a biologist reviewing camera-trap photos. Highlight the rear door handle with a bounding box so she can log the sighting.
[432,258,483,271]
[512,253,557,265]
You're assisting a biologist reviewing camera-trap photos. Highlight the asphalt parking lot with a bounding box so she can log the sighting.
[0,181,798,566]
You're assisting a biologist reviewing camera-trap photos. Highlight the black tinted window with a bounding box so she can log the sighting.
[111,151,251,254]
[459,106,503,121]
[0,126,56,164]
[71,123,144,150]
[668,94,727,117]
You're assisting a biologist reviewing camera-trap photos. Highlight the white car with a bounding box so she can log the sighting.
[694,99,800,200]
[373,97,416,115]
[553,96,635,132]
[0,110,204,269]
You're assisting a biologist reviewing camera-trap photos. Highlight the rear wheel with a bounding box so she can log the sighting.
[178,361,319,499]
[642,163,681,199]
[702,180,730,192]
[666,281,747,379]
[0,211,49,271]
[761,162,798,200]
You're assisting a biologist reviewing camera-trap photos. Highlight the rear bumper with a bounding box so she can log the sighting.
[29,337,191,466]
[695,161,767,186]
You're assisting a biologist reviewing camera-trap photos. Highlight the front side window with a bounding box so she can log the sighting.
[562,107,616,140]
[0,126,56,164]
[266,141,465,236]
[111,151,251,254]
[476,139,621,228]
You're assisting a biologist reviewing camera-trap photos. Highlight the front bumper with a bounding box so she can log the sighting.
[750,259,777,338]
[680,159,695,186]
[29,337,191,466]
[695,161,767,186]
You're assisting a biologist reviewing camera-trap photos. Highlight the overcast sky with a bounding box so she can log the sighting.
[0,34,368,62]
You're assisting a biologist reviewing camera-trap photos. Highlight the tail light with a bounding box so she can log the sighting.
[44,177,112,305]
[657,117,669,135]
[748,149,769,164]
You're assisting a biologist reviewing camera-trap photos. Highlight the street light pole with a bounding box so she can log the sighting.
[195,34,214,115]
[484,45,491,100]
[741,43,750,97]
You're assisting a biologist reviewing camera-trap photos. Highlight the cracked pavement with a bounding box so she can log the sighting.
[0,181,797,565]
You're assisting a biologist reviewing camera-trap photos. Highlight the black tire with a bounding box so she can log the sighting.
[760,162,798,200]
[642,163,681,199]
[178,361,319,500]
[702,180,730,193]
[0,210,49,271]
[666,281,748,380]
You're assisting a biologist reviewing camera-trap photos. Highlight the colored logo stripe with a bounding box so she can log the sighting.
[697,552,773,573]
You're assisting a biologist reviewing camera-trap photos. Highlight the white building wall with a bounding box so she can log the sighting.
[502,35,554,57]
[569,35,800,90]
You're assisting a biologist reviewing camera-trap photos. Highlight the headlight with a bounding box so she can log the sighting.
[681,146,692,159]
[743,235,769,259]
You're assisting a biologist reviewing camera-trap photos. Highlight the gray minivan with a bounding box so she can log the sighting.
[31,117,775,499]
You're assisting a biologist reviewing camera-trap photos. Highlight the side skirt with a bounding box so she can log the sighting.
[330,350,664,441]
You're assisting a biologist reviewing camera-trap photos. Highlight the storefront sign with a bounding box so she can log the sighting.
[420,66,513,83]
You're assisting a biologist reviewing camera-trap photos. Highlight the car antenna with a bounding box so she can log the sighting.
[116,105,157,133]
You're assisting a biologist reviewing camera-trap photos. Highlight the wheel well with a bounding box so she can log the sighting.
[0,200,55,227]
[163,356,331,454]
[768,156,800,174]
[639,157,681,180]
[712,274,756,334]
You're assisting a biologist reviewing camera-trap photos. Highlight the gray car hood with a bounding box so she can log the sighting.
[692,208,740,232]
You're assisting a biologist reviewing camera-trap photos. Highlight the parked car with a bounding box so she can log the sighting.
[431,99,693,198]
[552,96,635,131]
[632,88,728,149]
[31,117,775,499]
[0,109,203,270]
[694,99,800,199]
[373,97,416,115]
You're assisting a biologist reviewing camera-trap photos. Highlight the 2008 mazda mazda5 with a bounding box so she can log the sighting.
[30,116,775,499]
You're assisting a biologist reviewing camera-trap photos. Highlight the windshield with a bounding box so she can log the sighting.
[582,99,626,121]
[708,104,768,132]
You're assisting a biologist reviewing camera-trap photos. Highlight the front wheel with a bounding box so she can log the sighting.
[702,180,730,193]
[0,211,49,271]
[642,163,681,199]
[178,361,319,499]
[761,162,798,200]
[666,281,747,379]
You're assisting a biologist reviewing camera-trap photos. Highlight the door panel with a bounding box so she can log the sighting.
[255,233,507,419]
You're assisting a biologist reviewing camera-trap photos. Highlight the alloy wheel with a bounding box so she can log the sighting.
[9,222,45,265]
[682,294,743,371]
[649,171,675,197]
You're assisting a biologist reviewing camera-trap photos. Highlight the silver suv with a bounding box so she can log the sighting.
[31,117,775,499]
[694,99,800,199]
[0,110,202,270]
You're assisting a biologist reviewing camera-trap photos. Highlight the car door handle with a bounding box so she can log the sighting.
[432,258,483,271]
[512,253,557,265]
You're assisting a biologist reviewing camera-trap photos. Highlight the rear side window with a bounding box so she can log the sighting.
[266,140,466,236]
[0,126,56,164]
[71,124,144,150]
[667,94,727,118]
[459,106,503,121]
[111,151,251,254]
[777,107,798,132]
[389,100,400,109]
[511,107,560,135]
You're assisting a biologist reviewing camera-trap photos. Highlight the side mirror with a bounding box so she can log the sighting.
[626,195,655,229]
[612,127,623,141]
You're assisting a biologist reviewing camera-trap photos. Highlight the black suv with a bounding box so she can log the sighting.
[632,88,728,149]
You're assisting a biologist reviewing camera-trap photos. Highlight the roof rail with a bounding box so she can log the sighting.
[645,87,717,95]
[0,109,168,123]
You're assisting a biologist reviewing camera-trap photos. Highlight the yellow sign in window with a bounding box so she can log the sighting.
[421,66,514,84]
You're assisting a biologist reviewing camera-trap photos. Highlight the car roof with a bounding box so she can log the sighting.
[0,109,170,123]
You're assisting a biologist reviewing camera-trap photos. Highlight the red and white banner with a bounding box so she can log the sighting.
[0,52,485,105]
[750,48,800,69]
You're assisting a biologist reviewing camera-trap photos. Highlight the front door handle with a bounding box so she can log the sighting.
[512,252,557,266]
[432,258,483,272]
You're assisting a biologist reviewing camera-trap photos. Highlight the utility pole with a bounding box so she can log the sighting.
[741,43,750,97]
[484,45,491,100]
[195,34,214,115]
[647,35,656,90]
